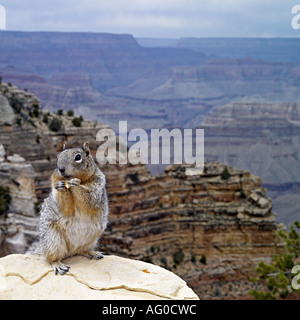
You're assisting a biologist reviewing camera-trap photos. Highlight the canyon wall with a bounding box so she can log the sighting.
[202,101,300,226]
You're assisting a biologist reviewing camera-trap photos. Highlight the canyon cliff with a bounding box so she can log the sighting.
[0,84,285,299]
[202,101,300,226]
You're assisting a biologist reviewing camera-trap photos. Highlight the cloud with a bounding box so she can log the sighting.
[0,0,298,37]
[95,14,184,29]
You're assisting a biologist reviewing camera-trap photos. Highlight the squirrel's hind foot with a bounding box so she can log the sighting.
[83,250,104,260]
[52,261,70,275]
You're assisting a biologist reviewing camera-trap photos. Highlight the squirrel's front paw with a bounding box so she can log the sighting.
[54,180,66,191]
[67,178,81,187]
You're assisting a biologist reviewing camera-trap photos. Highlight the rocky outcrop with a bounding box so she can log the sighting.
[0,254,198,300]
[0,82,112,200]
[102,162,285,299]
[202,101,300,226]
[0,95,15,126]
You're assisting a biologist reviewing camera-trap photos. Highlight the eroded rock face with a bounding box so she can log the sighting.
[102,162,285,299]
[0,254,198,300]
[0,156,38,254]
[0,144,5,163]
[0,95,15,126]
[202,101,300,226]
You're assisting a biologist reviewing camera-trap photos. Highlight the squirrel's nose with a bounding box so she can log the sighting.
[59,166,65,174]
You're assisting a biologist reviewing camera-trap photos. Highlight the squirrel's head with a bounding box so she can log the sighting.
[56,141,95,182]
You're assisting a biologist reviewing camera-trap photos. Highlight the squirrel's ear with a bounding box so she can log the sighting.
[83,141,90,156]
[62,143,68,151]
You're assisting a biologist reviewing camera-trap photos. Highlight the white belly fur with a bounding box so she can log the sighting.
[62,207,101,255]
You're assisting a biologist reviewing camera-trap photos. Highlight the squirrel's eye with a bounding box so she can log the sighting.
[75,154,82,163]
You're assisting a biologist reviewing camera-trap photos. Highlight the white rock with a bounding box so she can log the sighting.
[0,144,5,162]
[249,192,259,203]
[0,95,16,126]
[257,197,270,209]
[7,154,25,163]
[0,254,199,300]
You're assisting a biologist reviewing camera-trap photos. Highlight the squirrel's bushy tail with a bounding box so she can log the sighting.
[25,240,43,255]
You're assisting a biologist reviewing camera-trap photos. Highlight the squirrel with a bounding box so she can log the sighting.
[27,141,109,275]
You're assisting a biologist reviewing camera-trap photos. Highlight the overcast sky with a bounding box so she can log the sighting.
[0,0,299,38]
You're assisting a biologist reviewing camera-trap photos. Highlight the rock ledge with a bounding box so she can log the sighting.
[0,254,198,300]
